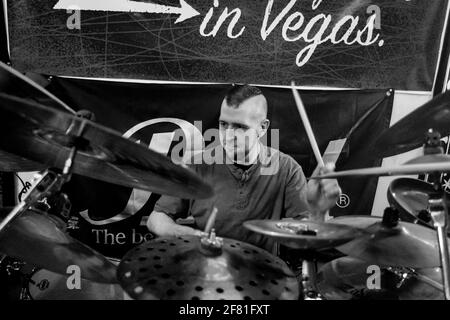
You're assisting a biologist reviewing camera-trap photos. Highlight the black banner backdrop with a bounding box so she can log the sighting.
[6,0,448,91]
[44,77,393,258]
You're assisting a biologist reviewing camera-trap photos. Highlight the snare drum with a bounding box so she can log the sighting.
[23,258,130,300]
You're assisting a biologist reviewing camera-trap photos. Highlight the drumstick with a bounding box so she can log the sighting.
[292,82,330,222]
[291,82,324,167]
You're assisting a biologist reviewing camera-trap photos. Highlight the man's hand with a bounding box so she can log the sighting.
[147,211,207,238]
[306,163,341,218]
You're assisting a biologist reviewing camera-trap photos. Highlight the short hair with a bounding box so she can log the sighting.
[225,84,264,108]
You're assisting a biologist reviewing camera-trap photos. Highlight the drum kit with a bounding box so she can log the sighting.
[1,61,450,300]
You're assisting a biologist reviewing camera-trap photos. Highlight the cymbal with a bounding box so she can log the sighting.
[0,93,214,199]
[243,220,365,250]
[373,90,450,157]
[317,257,400,300]
[388,178,450,228]
[404,154,450,165]
[396,267,444,300]
[0,61,75,114]
[0,210,117,283]
[0,150,45,172]
[330,216,441,268]
[117,235,299,300]
[317,257,444,300]
[310,162,450,180]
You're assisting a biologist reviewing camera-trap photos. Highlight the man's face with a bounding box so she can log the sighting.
[218,95,267,162]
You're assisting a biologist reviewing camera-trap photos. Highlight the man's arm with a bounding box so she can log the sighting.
[283,158,340,221]
[147,210,204,237]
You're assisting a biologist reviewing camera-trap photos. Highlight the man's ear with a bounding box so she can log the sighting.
[259,119,270,136]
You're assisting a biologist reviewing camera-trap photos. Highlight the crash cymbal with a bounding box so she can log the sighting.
[316,257,400,300]
[388,178,450,228]
[0,93,214,199]
[310,162,450,180]
[117,235,299,300]
[373,90,450,158]
[0,150,45,172]
[330,216,441,268]
[243,220,365,250]
[0,61,75,114]
[404,154,450,165]
[0,210,117,283]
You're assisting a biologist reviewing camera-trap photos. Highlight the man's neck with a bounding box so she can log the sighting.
[229,142,261,166]
[233,162,254,171]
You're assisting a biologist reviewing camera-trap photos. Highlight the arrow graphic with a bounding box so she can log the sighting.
[53,0,200,24]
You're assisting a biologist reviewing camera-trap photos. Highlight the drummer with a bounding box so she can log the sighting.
[147,85,341,253]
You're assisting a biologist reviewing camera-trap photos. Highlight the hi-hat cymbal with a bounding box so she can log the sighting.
[310,162,450,180]
[243,220,365,250]
[373,90,450,158]
[388,178,450,229]
[0,210,117,283]
[316,257,400,300]
[330,216,441,268]
[317,256,444,300]
[0,93,214,199]
[396,267,444,300]
[117,235,299,300]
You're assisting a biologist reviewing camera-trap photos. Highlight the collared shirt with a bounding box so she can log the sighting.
[153,145,310,253]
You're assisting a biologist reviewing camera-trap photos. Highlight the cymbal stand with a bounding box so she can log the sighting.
[0,120,87,235]
[301,259,322,300]
[428,184,450,299]
[424,129,450,300]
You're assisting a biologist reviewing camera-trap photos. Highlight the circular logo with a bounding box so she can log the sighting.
[336,193,350,208]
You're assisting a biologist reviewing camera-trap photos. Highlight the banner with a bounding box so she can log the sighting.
[6,0,448,90]
[40,77,393,258]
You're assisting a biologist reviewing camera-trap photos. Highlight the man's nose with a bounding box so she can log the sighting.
[224,128,236,139]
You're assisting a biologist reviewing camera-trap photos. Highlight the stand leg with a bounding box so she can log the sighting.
[429,195,450,300]
[302,260,321,300]
[436,226,450,299]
